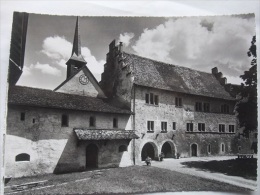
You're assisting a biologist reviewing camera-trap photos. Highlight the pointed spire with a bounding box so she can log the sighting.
[71,16,81,56]
[66,16,87,79]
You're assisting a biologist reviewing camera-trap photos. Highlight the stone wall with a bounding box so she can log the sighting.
[133,86,239,163]
[5,105,132,177]
[100,41,134,109]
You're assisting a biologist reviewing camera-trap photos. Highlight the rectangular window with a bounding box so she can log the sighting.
[198,123,205,131]
[145,93,159,105]
[145,93,149,104]
[61,114,69,127]
[113,118,118,128]
[204,103,210,112]
[89,116,96,127]
[161,122,167,132]
[186,123,193,132]
[147,121,154,132]
[20,112,25,121]
[150,93,154,104]
[154,95,159,105]
[221,104,230,114]
[219,124,225,132]
[175,97,183,107]
[172,122,176,130]
[229,125,235,133]
[195,102,202,111]
[32,118,35,124]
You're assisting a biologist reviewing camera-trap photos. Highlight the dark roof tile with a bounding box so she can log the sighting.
[8,86,131,114]
[123,53,234,100]
[74,129,139,140]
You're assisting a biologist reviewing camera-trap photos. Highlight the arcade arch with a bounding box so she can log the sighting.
[141,142,158,161]
[161,141,176,158]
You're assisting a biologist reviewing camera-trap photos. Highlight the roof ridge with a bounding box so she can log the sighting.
[123,51,213,76]
[12,85,105,100]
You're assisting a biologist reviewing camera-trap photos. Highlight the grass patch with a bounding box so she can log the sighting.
[6,166,250,194]
[181,158,257,180]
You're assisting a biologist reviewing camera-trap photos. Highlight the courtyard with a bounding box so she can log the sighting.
[4,156,257,194]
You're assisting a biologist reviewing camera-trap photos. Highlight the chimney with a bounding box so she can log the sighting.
[119,42,123,53]
[216,72,223,79]
[109,40,116,52]
[220,77,227,86]
[212,67,218,75]
[225,83,232,92]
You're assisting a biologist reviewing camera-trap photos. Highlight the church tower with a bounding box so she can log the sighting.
[66,16,87,79]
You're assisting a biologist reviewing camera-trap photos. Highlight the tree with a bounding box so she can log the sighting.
[236,35,257,137]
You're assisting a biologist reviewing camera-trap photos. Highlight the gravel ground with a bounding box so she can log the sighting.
[5,166,251,194]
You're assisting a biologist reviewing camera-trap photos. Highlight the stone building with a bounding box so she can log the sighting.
[5,14,249,178]
[5,16,138,178]
[100,40,240,163]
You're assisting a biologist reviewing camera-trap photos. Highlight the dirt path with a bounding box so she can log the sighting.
[148,156,257,191]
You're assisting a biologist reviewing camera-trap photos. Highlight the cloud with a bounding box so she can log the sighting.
[118,32,135,47]
[225,75,243,85]
[132,16,255,82]
[34,62,61,76]
[41,36,71,60]
[22,65,33,76]
[41,36,105,76]
[81,47,105,75]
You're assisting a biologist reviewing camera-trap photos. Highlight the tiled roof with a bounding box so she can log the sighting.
[74,129,139,140]
[123,53,235,100]
[8,86,131,114]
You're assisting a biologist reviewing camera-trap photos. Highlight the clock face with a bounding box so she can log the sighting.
[79,74,89,85]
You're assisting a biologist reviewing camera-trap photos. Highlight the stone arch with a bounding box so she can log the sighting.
[86,143,99,169]
[141,141,159,161]
[160,140,176,158]
[190,143,198,157]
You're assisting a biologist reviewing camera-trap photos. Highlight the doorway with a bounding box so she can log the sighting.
[191,144,197,157]
[86,144,98,168]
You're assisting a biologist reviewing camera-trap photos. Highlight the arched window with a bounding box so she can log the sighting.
[61,114,69,127]
[15,153,30,161]
[119,145,127,152]
[221,143,225,153]
[208,144,211,154]
[89,116,96,127]
[113,118,118,128]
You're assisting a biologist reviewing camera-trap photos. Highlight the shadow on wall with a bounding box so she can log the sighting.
[53,131,84,174]
[53,132,131,174]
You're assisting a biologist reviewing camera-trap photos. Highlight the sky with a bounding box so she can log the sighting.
[16,13,256,90]
[1,1,260,192]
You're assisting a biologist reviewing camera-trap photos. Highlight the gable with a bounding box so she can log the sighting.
[54,66,106,98]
